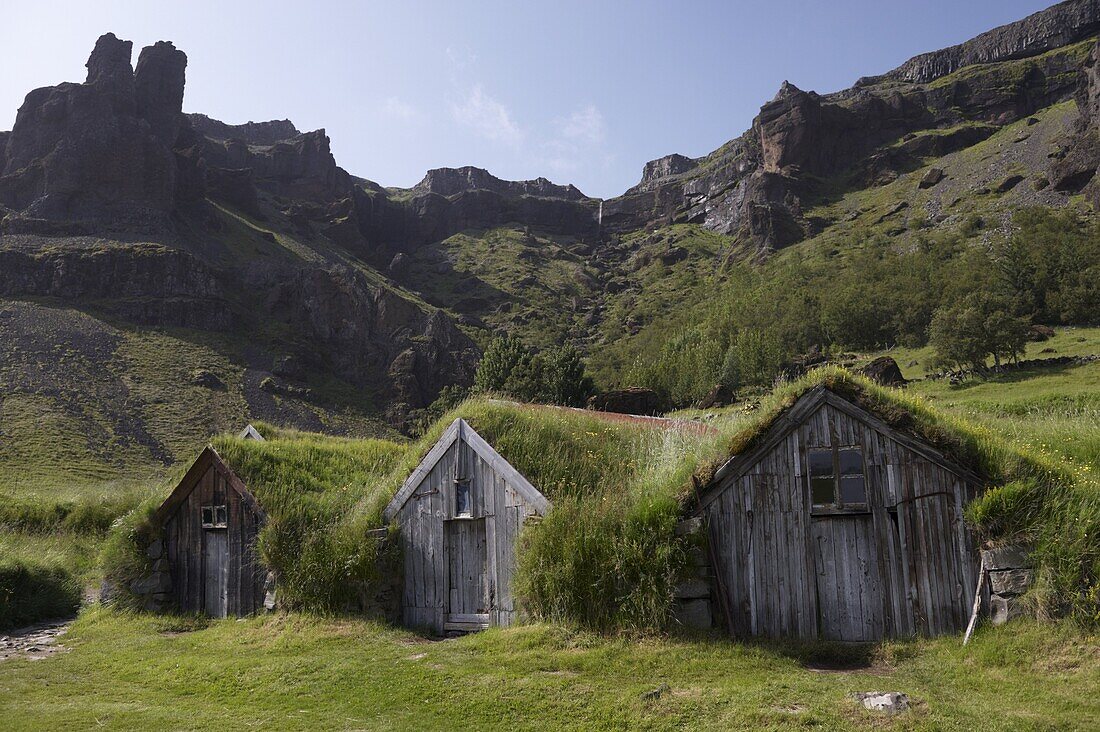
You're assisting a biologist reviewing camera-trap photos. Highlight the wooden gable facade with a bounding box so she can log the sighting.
[383,419,550,634]
[696,386,982,642]
[154,447,268,618]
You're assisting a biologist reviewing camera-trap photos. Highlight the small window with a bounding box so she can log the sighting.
[455,479,471,517]
[807,446,866,510]
[201,504,228,529]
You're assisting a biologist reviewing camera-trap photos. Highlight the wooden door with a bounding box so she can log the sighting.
[444,518,489,630]
[811,514,885,641]
[203,530,228,618]
[899,493,968,635]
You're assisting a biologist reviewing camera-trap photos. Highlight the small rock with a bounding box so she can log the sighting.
[1026,117,1040,126]
[990,568,1033,596]
[995,175,1025,193]
[990,595,1026,625]
[146,540,164,559]
[190,369,225,390]
[1027,324,1055,342]
[981,545,1031,571]
[918,168,945,189]
[853,691,909,714]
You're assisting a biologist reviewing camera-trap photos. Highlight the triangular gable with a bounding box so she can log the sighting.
[239,424,265,441]
[154,446,266,525]
[383,418,549,522]
[695,385,984,512]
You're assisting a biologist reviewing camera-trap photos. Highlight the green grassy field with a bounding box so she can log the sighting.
[0,610,1094,731]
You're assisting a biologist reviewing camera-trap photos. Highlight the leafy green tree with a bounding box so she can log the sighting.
[473,337,595,407]
[536,345,595,407]
[929,293,1029,372]
[473,336,532,394]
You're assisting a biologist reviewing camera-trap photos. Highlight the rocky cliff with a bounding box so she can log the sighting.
[602,0,1099,252]
[875,0,1100,84]
[0,34,481,424]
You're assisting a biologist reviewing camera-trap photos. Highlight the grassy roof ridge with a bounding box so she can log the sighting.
[707,365,1080,495]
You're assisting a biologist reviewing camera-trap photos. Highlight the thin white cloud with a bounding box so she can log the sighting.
[556,105,605,145]
[450,84,523,146]
[380,97,422,123]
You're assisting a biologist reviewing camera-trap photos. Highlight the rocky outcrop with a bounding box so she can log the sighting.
[413,166,587,200]
[187,113,300,145]
[355,172,600,254]
[873,0,1100,85]
[134,41,187,146]
[632,154,698,192]
[0,34,185,231]
[0,239,231,329]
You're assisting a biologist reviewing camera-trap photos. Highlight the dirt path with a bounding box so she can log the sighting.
[0,620,72,663]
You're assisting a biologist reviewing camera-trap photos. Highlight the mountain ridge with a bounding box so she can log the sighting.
[0,1,1096,459]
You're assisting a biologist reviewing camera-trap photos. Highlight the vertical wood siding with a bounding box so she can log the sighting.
[396,434,540,633]
[705,401,977,641]
[164,460,266,617]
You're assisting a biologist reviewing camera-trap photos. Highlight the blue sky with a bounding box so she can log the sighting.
[1,1,1057,198]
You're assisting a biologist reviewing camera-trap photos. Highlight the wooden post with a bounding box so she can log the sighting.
[962,555,986,646]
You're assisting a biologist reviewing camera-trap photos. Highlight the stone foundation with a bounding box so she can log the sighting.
[673,519,715,629]
[982,545,1034,625]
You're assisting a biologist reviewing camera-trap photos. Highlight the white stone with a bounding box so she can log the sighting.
[853,691,909,714]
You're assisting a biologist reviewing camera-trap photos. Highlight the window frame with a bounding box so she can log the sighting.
[454,477,472,518]
[201,504,229,529]
[806,444,868,514]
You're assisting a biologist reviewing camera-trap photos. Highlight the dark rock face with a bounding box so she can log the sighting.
[1050,38,1100,203]
[0,240,231,329]
[874,0,1100,84]
[0,33,184,230]
[134,41,187,146]
[355,175,600,254]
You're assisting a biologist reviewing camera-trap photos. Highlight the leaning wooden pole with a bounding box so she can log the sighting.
[963,555,986,646]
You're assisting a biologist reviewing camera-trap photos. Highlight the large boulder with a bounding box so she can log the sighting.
[858,356,907,386]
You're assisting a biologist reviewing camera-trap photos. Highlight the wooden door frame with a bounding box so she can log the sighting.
[442,517,490,631]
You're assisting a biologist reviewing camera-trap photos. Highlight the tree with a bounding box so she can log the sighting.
[472,336,532,394]
[536,345,595,407]
[929,293,1029,372]
[473,337,595,407]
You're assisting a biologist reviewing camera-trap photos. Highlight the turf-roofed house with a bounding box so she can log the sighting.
[150,427,270,619]
[694,384,984,642]
[384,418,550,634]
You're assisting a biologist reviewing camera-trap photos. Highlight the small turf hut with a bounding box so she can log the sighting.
[152,447,268,618]
[384,418,550,633]
[695,384,984,642]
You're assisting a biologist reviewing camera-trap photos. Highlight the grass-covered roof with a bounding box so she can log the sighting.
[106,367,1096,628]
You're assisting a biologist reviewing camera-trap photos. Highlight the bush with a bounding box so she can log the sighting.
[473,337,595,407]
[515,495,685,632]
[0,559,82,630]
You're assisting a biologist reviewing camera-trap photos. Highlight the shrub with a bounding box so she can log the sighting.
[473,337,595,407]
[0,559,82,630]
